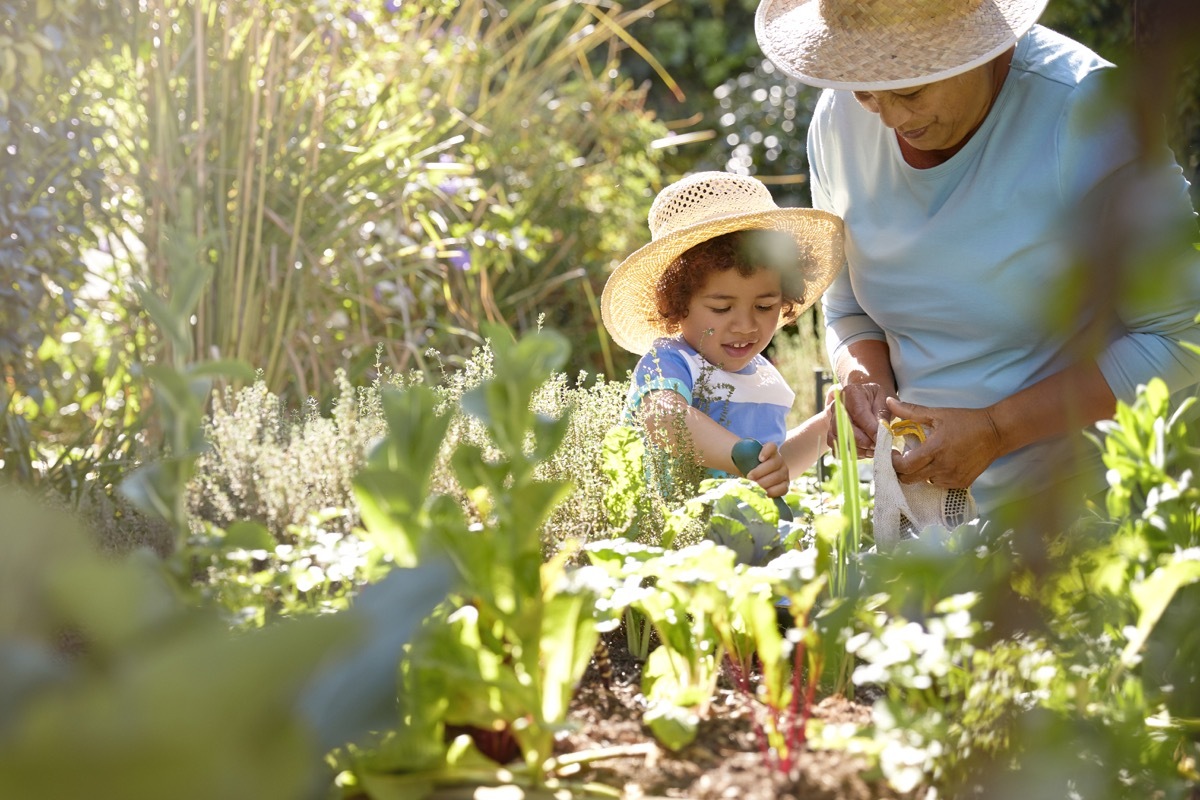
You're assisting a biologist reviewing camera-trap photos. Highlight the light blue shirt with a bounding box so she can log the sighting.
[627,336,795,478]
[810,25,1200,513]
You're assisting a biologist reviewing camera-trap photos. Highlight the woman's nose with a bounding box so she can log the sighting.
[876,96,913,130]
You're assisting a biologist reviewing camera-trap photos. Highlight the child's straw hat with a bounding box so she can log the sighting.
[601,171,844,355]
[755,0,1049,91]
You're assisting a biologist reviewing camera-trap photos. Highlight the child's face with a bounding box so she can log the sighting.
[680,267,783,372]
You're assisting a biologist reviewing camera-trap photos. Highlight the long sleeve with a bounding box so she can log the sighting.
[809,90,886,369]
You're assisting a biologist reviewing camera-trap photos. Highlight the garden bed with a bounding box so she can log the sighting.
[555,631,900,800]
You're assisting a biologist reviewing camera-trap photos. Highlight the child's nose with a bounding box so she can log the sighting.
[732,310,757,335]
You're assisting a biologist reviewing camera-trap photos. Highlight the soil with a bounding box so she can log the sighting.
[555,629,904,800]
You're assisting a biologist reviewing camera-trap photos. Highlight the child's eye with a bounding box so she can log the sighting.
[756,303,780,312]
[707,306,731,314]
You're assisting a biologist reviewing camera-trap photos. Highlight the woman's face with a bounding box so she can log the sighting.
[851,62,1000,153]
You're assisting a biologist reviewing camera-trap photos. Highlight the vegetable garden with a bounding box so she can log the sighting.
[3,1,1200,799]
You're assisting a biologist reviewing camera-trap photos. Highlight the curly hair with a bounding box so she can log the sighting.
[653,229,805,330]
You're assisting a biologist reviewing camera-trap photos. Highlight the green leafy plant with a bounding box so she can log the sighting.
[684,476,795,565]
[119,192,256,538]
[724,548,830,774]
[1089,378,1200,731]
[836,379,1200,797]
[339,330,630,797]
[587,537,834,765]
[0,486,452,800]
[816,388,869,696]
[587,538,733,751]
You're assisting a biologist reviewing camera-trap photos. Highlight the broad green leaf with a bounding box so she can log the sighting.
[223,521,275,551]
[186,358,257,383]
[539,590,599,723]
[373,385,452,487]
[353,471,422,567]
[300,561,454,751]
[643,699,699,752]
[1121,555,1200,667]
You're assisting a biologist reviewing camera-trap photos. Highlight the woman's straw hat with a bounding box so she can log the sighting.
[755,0,1049,90]
[601,172,844,355]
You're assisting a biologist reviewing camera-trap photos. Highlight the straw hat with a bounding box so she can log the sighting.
[601,172,844,355]
[755,0,1049,90]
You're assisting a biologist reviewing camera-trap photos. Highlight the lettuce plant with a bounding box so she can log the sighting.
[587,538,832,762]
[340,330,613,796]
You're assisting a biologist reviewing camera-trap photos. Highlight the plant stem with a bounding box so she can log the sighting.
[724,655,774,770]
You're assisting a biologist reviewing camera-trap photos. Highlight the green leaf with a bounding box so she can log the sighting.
[186,358,257,383]
[300,561,454,751]
[135,287,193,361]
[372,385,452,486]
[353,470,423,567]
[643,699,699,752]
[224,521,275,551]
[529,410,571,464]
[449,443,511,493]
[1121,554,1200,668]
[539,589,599,723]
[601,425,647,535]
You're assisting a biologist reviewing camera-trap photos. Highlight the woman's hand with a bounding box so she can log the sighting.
[746,441,790,498]
[885,397,1003,488]
[825,382,895,458]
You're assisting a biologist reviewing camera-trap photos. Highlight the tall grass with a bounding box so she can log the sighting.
[93,0,668,402]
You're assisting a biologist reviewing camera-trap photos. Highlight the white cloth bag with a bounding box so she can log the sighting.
[872,420,977,552]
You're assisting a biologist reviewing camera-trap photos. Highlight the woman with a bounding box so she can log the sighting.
[754,0,1200,519]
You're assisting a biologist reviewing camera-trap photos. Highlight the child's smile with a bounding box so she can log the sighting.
[680,268,784,371]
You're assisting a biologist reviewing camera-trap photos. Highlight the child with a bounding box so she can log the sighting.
[601,171,845,499]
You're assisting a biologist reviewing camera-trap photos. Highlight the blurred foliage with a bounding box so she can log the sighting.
[0,486,452,800]
[623,0,760,98]
[4,0,671,524]
[0,0,147,498]
[119,191,257,537]
[0,0,111,370]
[618,0,822,206]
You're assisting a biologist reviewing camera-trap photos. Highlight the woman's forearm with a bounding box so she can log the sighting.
[987,359,1116,458]
[834,338,897,392]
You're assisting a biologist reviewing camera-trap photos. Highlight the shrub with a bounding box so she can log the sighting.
[189,339,634,557]
[190,372,384,538]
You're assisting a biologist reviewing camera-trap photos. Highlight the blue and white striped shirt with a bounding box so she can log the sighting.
[626,336,795,478]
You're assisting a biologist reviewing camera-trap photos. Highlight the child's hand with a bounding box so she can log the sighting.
[746,441,790,498]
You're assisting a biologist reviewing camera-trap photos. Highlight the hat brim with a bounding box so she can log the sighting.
[601,207,845,355]
[755,0,1049,91]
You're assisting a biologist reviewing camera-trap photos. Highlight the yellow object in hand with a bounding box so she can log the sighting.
[885,417,926,452]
